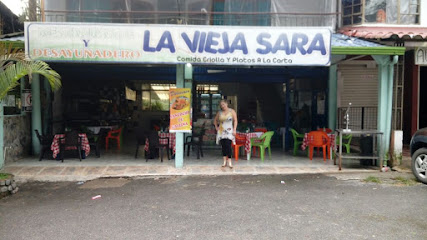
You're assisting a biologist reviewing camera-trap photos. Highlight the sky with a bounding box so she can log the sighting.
[1,0,26,16]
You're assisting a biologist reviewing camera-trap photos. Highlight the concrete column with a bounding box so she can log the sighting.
[377,62,388,163]
[175,65,185,168]
[183,63,193,153]
[43,77,52,135]
[31,74,42,155]
[21,77,26,116]
[373,55,398,166]
[284,78,290,150]
[328,64,338,130]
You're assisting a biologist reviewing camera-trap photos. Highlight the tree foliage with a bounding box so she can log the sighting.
[0,42,61,101]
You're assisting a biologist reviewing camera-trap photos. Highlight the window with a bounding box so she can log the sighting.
[342,0,420,26]
[196,84,219,119]
[397,0,420,24]
[186,1,212,25]
[215,0,271,26]
[141,84,176,111]
[196,84,219,94]
[343,0,363,25]
[130,0,155,24]
[3,85,21,115]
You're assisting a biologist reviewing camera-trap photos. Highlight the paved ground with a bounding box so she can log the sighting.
[1,148,398,182]
[0,172,425,240]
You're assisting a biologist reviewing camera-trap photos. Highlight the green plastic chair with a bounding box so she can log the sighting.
[336,134,352,153]
[250,131,274,161]
[290,128,304,156]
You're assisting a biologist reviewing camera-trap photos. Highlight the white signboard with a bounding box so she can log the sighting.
[25,22,331,66]
[22,89,32,112]
[415,47,427,65]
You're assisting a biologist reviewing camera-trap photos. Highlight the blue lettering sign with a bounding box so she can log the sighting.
[143,30,156,52]
[290,33,308,55]
[205,32,221,54]
[156,31,175,53]
[230,33,248,54]
[307,33,326,55]
[272,33,290,54]
[181,31,200,53]
[198,32,207,53]
[256,33,272,54]
[218,32,230,54]
[143,30,175,53]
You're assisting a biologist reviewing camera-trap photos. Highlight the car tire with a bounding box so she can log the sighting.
[411,148,427,184]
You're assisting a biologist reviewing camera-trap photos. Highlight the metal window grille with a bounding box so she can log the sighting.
[43,10,339,27]
[342,0,420,26]
[337,107,377,130]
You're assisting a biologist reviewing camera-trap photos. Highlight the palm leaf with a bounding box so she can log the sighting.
[0,43,61,101]
[0,43,25,67]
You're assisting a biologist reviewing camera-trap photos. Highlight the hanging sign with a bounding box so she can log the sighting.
[169,88,192,133]
[22,89,32,112]
[415,47,427,65]
[25,22,331,66]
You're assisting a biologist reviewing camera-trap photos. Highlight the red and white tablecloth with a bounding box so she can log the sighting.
[51,133,90,159]
[144,133,176,154]
[301,133,336,151]
[236,132,264,155]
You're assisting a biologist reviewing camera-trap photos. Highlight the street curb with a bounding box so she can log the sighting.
[12,168,381,183]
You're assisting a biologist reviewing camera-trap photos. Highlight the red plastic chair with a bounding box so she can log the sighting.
[105,127,123,150]
[307,131,330,161]
[232,135,246,161]
[317,127,333,133]
[254,128,268,133]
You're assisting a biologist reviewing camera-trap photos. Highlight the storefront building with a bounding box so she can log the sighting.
[339,0,427,145]
[0,0,405,169]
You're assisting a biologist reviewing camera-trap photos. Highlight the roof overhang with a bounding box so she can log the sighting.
[332,46,405,55]
[339,26,427,40]
[331,33,405,55]
[0,32,24,49]
[0,40,24,49]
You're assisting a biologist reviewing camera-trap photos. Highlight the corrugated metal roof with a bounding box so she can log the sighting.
[0,36,24,41]
[332,33,385,47]
[339,26,427,39]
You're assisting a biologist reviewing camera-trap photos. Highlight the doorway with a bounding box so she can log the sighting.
[420,66,427,129]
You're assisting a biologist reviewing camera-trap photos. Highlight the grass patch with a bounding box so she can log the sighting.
[364,176,382,183]
[0,173,12,180]
[393,176,418,186]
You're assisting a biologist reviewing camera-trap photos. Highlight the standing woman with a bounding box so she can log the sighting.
[214,100,238,168]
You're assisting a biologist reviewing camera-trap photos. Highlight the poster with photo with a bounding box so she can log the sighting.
[169,88,192,133]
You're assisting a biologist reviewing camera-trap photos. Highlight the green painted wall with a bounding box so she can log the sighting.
[373,55,398,166]
[175,65,185,168]
[31,74,42,155]
[328,64,337,130]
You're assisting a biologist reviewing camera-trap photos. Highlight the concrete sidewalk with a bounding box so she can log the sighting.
[1,149,413,183]
[2,164,383,182]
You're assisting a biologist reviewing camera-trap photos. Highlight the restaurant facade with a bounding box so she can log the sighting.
[0,0,405,170]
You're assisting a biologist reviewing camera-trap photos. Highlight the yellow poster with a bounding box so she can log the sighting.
[169,88,192,132]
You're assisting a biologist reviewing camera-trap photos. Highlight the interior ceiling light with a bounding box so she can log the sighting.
[207,70,226,73]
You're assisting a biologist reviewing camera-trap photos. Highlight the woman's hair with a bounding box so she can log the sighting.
[219,99,228,110]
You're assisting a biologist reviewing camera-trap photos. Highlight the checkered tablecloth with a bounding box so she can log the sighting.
[301,133,336,151]
[144,133,176,154]
[236,132,263,155]
[51,133,90,159]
